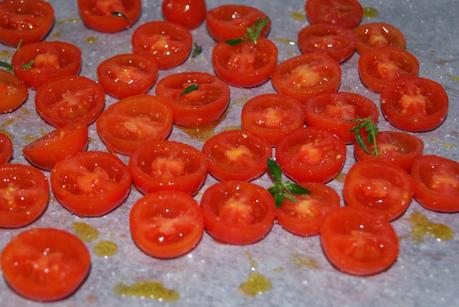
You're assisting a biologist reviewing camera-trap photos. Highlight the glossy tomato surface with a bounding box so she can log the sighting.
[201,181,275,245]
[0,69,28,113]
[51,151,131,217]
[162,0,206,29]
[129,140,208,195]
[0,164,49,228]
[0,132,13,164]
[305,0,363,29]
[1,228,90,301]
[411,155,459,213]
[320,207,399,276]
[130,191,204,259]
[354,22,406,54]
[155,72,229,127]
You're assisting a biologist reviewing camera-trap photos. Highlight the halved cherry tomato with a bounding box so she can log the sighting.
[0,68,28,113]
[155,72,230,127]
[78,0,141,33]
[380,76,448,132]
[162,0,206,30]
[96,94,173,156]
[212,38,278,88]
[411,155,459,213]
[320,206,399,276]
[206,4,270,42]
[200,181,275,245]
[354,131,424,171]
[241,93,304,146]
[132,20,192,69]
[271,53,341,103]
[12,41,82,89]
[343,160,413,221]
[130,191,204,259]
[0,164,49,228]
[97,53,158,99]
[298,23,356,63]
[354,22,406,54]
[23,125,88,170]
[276,127,346,183]
[1,228,90,301]
[276,182,340,237]
[129,140,207,195]
[0,0,54,47]
[51,151,131,217]
[358,46,419,93]
[0,132,13,163]
[305,0,363,29]
[303,92,379,144]
[35,76,105,128]
[202,130,272,182]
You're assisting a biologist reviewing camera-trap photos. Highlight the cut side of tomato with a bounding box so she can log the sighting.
[162,0,206,30]
[0,132,13,164]
[0,69,28,113]
[354,22,406,54]
[305,0,363,29]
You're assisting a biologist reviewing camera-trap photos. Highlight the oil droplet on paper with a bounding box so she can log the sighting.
[245,251,258,270]
[0,50,11,58]
[0,130,14,140]
[85,36,97,44]
[272,267,284,273]
[273,38,296,46]
[1,118,16,128]
[179,111,228,141]
[223,125,241,131]
[429,137,456,150]
[408,212,454,244]
[239,272,272,297]
[114,281,180,302]
[21,134,36,142]
[52,31,63,38]
[292,253,319,269]
[72,222,100,243]
[57,17,81,25]
[290,11,305,21]
[335,172,346,183]
[448,74,459,83]
[93,240,118,258]
[364,7,379,18]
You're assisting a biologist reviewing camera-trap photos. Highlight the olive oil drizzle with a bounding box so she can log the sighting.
[409,212,454,244]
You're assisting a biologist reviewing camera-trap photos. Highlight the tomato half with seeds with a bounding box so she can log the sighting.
[0,69,28,113]
[381,76,448,132]
[241,93,304,146]
[12,41,82,89]
[132,20,192,69]
[51,151,131,217]
[276,127,346,183]
[155,72,230,127]
[0,0,54,47]
[23,125,88,170]
[298,23,356,63]
[130,191,204,259]
[212,39,278,88]
[129,140,208,195]
[206,4,270,42]
[202,130,272,182]
[1,228,90,301]
[97,53,158,99]
[305,0,363,29]
[277,182,340,237]
[320,206,399,276]
[0,164,49,228]
[96,94,173,156]
[354,131,424,171]
[411,155,459,213]
[201,181,275,245]
[78,0,141,33]
[354,22,406,54]
[35,76,105,128]
[162,0,206,30]
[303,92,379,144]
[358,47,419,93]
[0,132,13,164]
[272,53,341,103]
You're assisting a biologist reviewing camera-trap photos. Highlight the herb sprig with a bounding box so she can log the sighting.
[0,61,12,72]
[225,17,269,45]
[350,117,379,156]
[22,60,34,71]
[180,84,199,96]
[191,43,203,58]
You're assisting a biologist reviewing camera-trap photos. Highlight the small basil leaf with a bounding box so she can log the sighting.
[273,192,285,208]
[191,43,202,58]
[22,60,34,70]
[180,84,199,96]
[283,182,310,195]
[0,61,12,72]
[225,38,245,46]
[267,159,282,183]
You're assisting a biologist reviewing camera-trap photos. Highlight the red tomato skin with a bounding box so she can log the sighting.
[320,207,399,276]
[358,46,419,93]
[155,72,230,127]
[131,20,192,69]
[276,182,340,236]
[51,151,132,217]
[97,53,159,99]
[130,191,204,259]
[1,228,90,301]
[304,92,379,144]
[206,4,270,42]
[200,181,276,245]
[0,164,49,228]
[162,0,206,30]
[0,0,55,47]
[411,155,459,213]
[298,23,356,63]
[354,131,424,171]
[380,76,448,132]
[78,0,141,33]
[12,41,82,89]
[276,127,346,183]
[212,38,278,88]
[23,125,89,170]
[241,93,304,146]
[305,0,363,29]
[354,22,406,54]
[0,69,28,113]
[0,132,13,163]
[129,140,208,195]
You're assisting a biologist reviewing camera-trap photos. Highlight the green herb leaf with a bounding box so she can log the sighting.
[246,17,269,43]
[22,60,34,70]
[225,38,245,46]
[0,61,12,72]
[284,182,310,195]
[180,84,199,96]
[111,11,128,20]
[273,191,285,208]
[191,43,203,58]
[351,117,379,156]
[267,158,282,183]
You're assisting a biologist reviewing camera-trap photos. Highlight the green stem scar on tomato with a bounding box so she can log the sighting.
[225,17,269,45]
[180,84,199,96]
[351,117,379,156]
